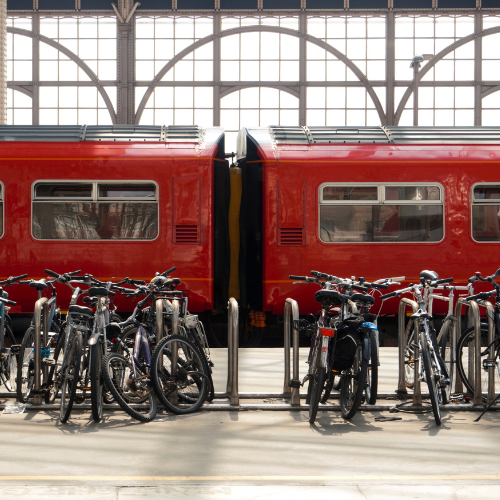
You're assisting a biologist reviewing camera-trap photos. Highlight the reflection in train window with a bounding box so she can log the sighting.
[472,184,500,242]
[32,181,158,241]
[0,183,3,238]
[319,183,444,243]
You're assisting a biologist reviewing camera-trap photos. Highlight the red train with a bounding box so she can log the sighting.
[2,125,500,340]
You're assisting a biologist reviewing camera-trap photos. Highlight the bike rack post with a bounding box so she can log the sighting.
[155,298,164,342]
[484,301,496,404]
[33,297,48,406]
[455,298,482,405]
[397,298,418,399]
[226,298,239,406]
[284,298,300,406]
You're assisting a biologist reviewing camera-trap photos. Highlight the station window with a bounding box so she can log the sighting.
[32,181,158,241]
[319,183,444,243]
[472,184,500,242]
[0,183,3,238]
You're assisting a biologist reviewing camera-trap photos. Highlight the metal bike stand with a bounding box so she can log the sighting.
[397,298,418,400]
[484,301,496,404]
[226,298,239,406]
[283,298,300,406]
[155,298,164,343]
[33,297,49,406]
[454,298,482,405]
[169,300,180,406]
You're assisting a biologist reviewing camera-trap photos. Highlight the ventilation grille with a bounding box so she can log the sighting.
[174,225,199,244]
[279,228,304,246]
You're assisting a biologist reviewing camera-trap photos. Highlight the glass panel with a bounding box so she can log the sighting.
[35,183,93,198]
[473,185,500,201]
[323,186,378,201]
[472,205,500,242]
[385,186,441,201]
[32,202,158,240]
[319,204,443,242]
[98,184,156,199]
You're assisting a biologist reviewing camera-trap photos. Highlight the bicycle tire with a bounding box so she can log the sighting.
[420,330,441,425]
[44,324,66,404]
[151,334,208,415]
[60,332,82,424]
[365,330,379,405]
[186,327,215,403]
[436,321,453,402]
[403,319,417,389]
[90,342,104,422]
[457,325,499,397]
[340,343,368,419]
[1,324,17,392]
[102,352,157,422]
[309,364,326,424]
[16,327,35,403]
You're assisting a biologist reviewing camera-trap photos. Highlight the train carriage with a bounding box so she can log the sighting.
[235,126,500,316]
[0,125,229,316]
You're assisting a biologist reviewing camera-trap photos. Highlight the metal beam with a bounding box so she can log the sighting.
[474,12,482,126]
[299,13,306,127]
[386,11,395,126]
[394,25,500,125]
[7,26,117,124]
[31,13,39,125]
[134,24,385,126]
[213,14,221,127]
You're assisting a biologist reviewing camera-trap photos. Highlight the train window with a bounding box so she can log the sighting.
[32,181,158,241]
[319,183,444,243]
[0,183,3,238]
[472,184,500,242]
[35,183,93,199]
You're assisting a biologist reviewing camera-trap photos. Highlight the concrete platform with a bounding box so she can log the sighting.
[1,348,499,498]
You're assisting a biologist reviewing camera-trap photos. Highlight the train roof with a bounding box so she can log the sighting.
[237,126,500,160]
[0,125,224,145]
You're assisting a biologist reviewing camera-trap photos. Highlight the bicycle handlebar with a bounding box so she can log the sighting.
[463,290,495,302]
[161,266,176,277]
[0,296,16,306]
[380,291,399,300]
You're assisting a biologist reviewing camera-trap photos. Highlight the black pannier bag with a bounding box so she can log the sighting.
[331,316,364,371]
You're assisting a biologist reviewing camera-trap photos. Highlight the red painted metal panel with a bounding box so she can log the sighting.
[0,141,216,313]
[260,143,500,315]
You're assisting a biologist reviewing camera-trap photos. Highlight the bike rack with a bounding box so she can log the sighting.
[284,298,300,406]
[454,298,482,405]
[226,297,239,406]
[397,298,420,402]
[33,296,49,406]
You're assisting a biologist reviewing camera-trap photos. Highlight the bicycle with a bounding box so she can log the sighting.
[456,268,500,401]
[16,275,66,403]
[0,274,27,391]
[290,272,389,423]
[380,271,453,425]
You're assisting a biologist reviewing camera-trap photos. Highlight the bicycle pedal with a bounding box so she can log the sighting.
[288,379,301,389]
[42,358,55,366]
[483,359,496,369]
[10,345,21,355]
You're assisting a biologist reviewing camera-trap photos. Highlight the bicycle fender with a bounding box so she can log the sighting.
[88,332,100,346]
[363,336,371,361]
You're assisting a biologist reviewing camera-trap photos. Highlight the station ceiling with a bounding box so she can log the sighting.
[8,1,500,13]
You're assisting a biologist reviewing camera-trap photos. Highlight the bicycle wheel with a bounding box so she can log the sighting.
[44,324,66,404]
[60,332,82,424]
[365,330,379,405]
[457,325,499,397]
[436,321,453,404]
[90,342,104,422]
[185,326,215,403]
[16,327,35,403]
[0,345,17,393]
[151,335,208,415]
[403,319,417,389]
[420,331,441,425]
[340,343,368,419]
[102,352,157,422]
[309,364,326,424]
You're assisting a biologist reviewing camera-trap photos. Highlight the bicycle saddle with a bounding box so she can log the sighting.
[420,270,439,281]
[29,279,48,290]
[350,293,375,305]
[68,305,93,316]
[88,287,112,297]
[315,289,347,305]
